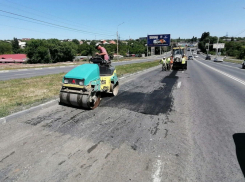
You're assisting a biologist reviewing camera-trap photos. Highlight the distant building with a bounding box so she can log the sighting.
[100,40,109,44]
[109,40,116,44]
[0,54,27,63]
[22,38,30,41]
[223,39,236,41]
[18,40,26,49]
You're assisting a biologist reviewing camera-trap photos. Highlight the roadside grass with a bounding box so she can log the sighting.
[0,60,159,118]
[0,73,65,117]
[224,59,243,64]
[116,60,159,77]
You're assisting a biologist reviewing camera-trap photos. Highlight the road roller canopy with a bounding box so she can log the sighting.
[64,64,100,85]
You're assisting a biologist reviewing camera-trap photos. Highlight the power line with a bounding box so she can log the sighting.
[0,14,72,31]
[0,14,114,40]
[235,29,245,37]
[1,0,116,34]
[0,9,116,37]
[1,24,71,39]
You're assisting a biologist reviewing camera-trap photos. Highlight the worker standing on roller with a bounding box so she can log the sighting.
[95,43,109,61]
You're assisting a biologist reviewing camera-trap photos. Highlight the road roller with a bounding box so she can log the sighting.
[59,56,119,109]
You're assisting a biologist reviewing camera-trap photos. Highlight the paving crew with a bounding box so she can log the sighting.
[169,55,174,70]
[182,54,186,69]
[166,56,171,70]
[160,57,167,71]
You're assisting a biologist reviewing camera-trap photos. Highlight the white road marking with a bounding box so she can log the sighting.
[152,159,163,182]
[195,59,245,86]
[14,73,33,76]
[177,81,182,88]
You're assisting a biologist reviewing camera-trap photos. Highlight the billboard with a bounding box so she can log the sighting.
[213,43,225,49]
[147,34,171,47]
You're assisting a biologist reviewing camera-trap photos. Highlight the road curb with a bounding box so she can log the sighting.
[0,99,59,124]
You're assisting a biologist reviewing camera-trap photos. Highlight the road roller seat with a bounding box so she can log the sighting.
[99,65,115,76]
[89,57,113,76]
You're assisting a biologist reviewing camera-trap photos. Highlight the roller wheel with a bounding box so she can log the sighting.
[110,82,119,96]
[89,93,101,109]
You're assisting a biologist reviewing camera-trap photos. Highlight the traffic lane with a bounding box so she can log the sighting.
[194,56,245,82]
[183,59,245,181]
[0,55,168,81]
[198,53,244,69]
[0,66,75,81]
[0,66,192,181]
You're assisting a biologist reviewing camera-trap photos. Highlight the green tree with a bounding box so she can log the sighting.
[0,41,12,54]
[12,37,20,53]
[72,39,80,45]
[60,42,77,61]
[200,32,210,41]
[239,46,245,59]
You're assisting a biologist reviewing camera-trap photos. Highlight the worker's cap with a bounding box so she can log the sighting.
[163,57,166,59]
[95,43,100,48]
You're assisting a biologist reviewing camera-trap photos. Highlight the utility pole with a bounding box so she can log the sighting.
[117,22,124,60]
[216,37,219,57]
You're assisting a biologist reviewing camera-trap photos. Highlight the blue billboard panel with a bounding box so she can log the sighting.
[147,34,171,47]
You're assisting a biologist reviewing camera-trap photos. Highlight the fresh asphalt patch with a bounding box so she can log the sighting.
[101,70,179,115]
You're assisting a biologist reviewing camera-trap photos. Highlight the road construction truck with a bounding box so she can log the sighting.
[171,47,187,70]
[59,56,119,109]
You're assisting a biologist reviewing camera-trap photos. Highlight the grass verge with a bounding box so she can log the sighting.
[0,60,159,118]
[224,59,243,64]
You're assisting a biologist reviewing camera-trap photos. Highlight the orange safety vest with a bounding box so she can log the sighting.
[170,58,173,64]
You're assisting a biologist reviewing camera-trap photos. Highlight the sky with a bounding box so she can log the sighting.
[0,0,245,40]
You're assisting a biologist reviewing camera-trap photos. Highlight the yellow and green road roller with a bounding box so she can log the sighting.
[59,57,119,109]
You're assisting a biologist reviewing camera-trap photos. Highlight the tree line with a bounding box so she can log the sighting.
[0,38,153,63]
[198,32,245,59]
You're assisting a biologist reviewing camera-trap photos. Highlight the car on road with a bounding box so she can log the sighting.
[242,60,245,69]
[214,57,223,62]
[205,55,211,60]
[194,55,198,58]
[114,55,124,59]
[188,56,193,60]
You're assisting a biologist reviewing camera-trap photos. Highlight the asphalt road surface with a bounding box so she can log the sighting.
[0,54,169,81]
[0,53,245,182]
